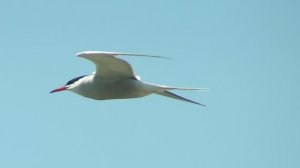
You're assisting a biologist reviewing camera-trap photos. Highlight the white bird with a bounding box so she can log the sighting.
[50,51,207,106]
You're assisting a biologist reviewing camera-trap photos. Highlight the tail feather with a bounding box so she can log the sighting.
[156,91,206,106]
[166,87,209,91]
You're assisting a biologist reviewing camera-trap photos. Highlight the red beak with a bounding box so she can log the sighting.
[50,86,67,93]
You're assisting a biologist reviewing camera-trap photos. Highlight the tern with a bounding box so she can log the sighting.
[50,51,207,106]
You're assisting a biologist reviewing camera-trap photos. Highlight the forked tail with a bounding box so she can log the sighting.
[143,82,207,106]
[156,91,206,106]
[165,87,209,91]
[156,86,208,106]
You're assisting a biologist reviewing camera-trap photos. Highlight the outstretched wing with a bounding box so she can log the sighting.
[77,51,165,80]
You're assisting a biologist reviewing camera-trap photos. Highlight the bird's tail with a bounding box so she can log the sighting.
[163,86,209,91]
[142,82,207,106]
[154,85,208,106]
[156,91,206,106]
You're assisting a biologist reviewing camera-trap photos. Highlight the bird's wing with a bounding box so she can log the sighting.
[77,51,166,80]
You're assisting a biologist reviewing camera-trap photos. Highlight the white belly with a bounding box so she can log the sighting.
[71,78,162,100]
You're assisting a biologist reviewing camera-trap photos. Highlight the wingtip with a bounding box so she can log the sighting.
[75,51,171,59]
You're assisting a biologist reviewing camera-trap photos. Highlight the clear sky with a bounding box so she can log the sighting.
[0,0,299,168]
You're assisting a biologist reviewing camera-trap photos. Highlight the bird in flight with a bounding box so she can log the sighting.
[50,51,207,106]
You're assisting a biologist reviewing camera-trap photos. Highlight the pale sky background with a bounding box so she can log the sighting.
[0,0,299,168]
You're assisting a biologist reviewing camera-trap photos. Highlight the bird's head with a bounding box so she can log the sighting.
[50,75,87,93]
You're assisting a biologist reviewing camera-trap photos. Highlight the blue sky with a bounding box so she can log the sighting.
[0,0,299,168]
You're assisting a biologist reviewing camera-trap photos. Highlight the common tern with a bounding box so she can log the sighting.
[50,51,207,106]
